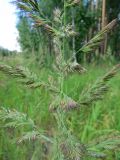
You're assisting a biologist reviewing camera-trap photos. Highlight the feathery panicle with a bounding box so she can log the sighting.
[51,64,120,111]
[1,1,119,160]
[29,14,56,34]
[0,64,38,86]
[13,0,57,34]
[50,64,120,111]
[0,107,53,144]
[76,19,117,56]
[79,64,120,107]
[58,131,120,159]
[52,64,120,111]
[0,63,59,93]
[13,0,39,12]
[0,107,35,128]
[87,131,120,158]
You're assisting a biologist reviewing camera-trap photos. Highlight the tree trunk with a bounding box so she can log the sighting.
[101,0,107,54]
[102,0,106,29]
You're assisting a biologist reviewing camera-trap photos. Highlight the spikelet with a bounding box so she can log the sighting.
[18,130,52,144]
[17,3,32,12]
[49,95,78,112]
[64,61,87,75]
[53,8,61,23]
[66,0,80,7]
[64,24,78,37]
[29,14,46,26]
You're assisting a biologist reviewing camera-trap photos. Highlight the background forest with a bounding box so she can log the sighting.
[0,0,120,160]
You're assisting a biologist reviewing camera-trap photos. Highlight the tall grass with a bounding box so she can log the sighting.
[0,0,120,159]
[0,56,120,159]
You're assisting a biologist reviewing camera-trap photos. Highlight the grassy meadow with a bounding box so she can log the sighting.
[0,55,120,159]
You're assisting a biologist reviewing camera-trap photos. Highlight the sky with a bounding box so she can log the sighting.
[0,0,20,51]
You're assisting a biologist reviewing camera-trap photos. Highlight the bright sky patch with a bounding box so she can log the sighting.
[0,0,20,51]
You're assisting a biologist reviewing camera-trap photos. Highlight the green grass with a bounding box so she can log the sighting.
[0,56,120,159]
